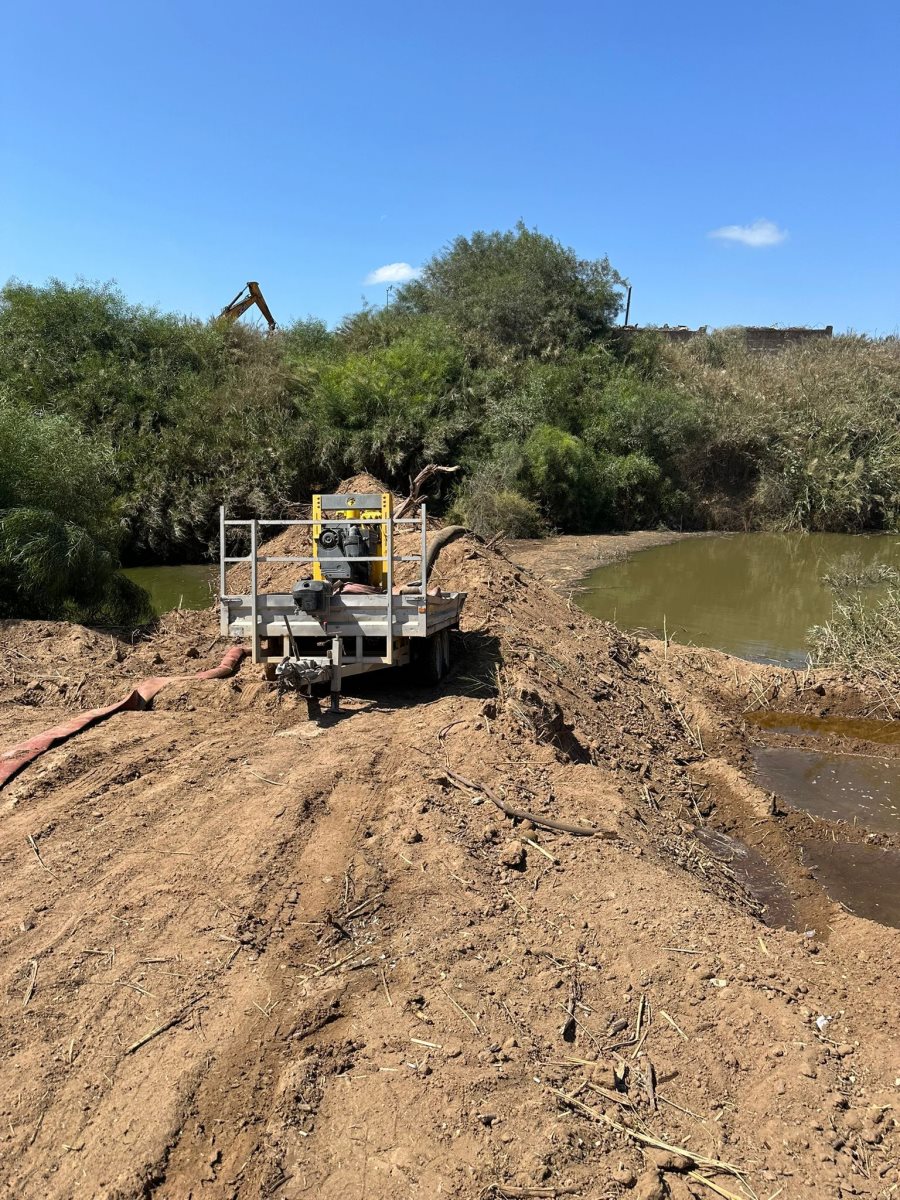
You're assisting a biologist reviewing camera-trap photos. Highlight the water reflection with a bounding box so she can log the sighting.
[753,746,900,835]
[122,564,215,615]
[577,533,899,666]
[801,841,900,929]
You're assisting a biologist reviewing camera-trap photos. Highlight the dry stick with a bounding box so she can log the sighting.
[124,994,206,1056]
[26,835,52,873]
[687,1173,748,1200]
[310,945,369,979]
[341,891,384,921]
[659,1009,689,1041]
[585,1081,633,1109]
[549,1087,744,1175]
[443,769,604,838]
[114,979,156,998]
[523,837,558,864]
[503,886,529,916]
[438,984,480,1034]
[23,959,38,1007]
[555,1005,603,1052]
[488,1188,580,1199]
[379,964,393,1007]
[629,993,652,1059]
[245,767,280,787]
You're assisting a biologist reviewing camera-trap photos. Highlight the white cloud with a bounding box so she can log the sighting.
[364,262,421,285]
[708,218,788,248]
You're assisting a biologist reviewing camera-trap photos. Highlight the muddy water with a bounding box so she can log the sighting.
[696,828,796,928]
[577,531,899,667]
[752,746,900,835]
[746,710,900,745]
[122,564,215,614]
[801,841,900,929]
[746,711,900,926]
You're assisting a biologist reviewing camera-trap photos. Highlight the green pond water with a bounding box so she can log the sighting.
[577,532,899,667]
[123,564,215,614]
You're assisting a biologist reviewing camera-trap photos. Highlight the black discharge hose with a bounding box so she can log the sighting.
[423,525,468,583]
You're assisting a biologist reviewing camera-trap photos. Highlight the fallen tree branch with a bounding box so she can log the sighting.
[395,464,460,519]
[442,769,611,839]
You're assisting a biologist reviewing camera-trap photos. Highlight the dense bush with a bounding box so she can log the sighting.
[398,222,625,357]
[0,401,151,621]
[809,559,900,698]
[1,224,898,624]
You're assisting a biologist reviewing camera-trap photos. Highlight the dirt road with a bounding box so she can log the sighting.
[1,527,897,1199]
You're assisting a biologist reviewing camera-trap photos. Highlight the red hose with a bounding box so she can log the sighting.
[0,645,246,792]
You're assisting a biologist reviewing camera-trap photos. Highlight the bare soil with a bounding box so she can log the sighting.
[1,497,897,1199]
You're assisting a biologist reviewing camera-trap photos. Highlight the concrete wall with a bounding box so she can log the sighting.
[620,325,833,350]
[741,325,833,351]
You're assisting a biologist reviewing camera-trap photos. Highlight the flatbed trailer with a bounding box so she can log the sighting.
[218,493,466,708]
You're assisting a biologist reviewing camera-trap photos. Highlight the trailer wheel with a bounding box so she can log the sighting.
[416,630,449,685]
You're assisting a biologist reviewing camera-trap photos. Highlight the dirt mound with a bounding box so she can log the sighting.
[0,513,898,1198]
[335,471,401,498]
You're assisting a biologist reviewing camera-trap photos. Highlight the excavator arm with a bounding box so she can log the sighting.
[218,281,277,332]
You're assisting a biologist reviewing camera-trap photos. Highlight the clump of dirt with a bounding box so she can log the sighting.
[0,478,898,1199]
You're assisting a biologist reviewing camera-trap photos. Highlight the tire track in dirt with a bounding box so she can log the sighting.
[147,691,484,1197]
[1,704,344,1199]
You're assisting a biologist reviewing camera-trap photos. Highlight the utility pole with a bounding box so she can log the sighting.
[624,285,633,327]
[385,284,394,309]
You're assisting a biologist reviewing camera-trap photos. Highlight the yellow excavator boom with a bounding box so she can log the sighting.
[217,281,277,332]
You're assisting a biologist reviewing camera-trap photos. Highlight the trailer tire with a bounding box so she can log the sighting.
[416,629,449,685]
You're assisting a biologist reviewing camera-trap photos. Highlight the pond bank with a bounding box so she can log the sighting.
[506,529,706,589]
[513,533,900,935]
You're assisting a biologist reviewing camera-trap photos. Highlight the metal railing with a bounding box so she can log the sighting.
[218,504,428,664]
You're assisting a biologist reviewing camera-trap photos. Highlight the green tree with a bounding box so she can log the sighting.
[522,425,600,530]
[303,324,472,482]
[399,222,625,358]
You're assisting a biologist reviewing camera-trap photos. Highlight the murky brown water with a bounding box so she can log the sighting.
[746,711,900,927]
[752,745,900,835]
[801,841,900,929]
[746,711,900,745]
[122,564,215,615]
[577,531,898,667]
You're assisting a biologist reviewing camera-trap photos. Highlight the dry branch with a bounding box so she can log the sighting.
[124,994,206,1056]
[23,959,38,1007]
[442,768,606,838]
[395,464,460,519]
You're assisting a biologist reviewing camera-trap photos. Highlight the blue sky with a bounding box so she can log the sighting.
[2,0,897,333]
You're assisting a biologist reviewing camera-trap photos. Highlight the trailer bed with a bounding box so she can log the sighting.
[221,588,465,651]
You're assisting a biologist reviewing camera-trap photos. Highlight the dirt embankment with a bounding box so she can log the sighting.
[507,531,710,591]
[0,495,898,1200]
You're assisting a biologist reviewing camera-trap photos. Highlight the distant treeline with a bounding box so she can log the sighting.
[2,222,899,621]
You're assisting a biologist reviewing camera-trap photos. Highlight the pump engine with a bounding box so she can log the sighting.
[314,522,375,584]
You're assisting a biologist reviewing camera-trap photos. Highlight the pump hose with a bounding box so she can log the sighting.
[423,525,468,582]
[0,645,247,792]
